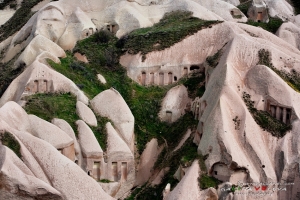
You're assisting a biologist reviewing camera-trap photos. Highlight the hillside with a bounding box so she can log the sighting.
[1,0,300,199]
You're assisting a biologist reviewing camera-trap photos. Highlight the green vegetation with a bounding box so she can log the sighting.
[116,10,221,56]
[0,56,25,98]
[127,139,205,200]
[242,92,292,138]
[99,179,111,183]
[206,48,223,68]
[90,115,110,151]
[246,17,284,34]
[182,73,205,99]
[258,49,300,93]
[24,93,79,131]
[290,0,300,15]
[198,174,221,189]
[0,0,44,42]
[237,1,252,17]
[1,131,21,158]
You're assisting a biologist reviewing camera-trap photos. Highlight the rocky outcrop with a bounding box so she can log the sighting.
[135,138,159,186]
[159,85,191,123]
[76,101,97,127]
[91,88,134,151]
[0,145,63,200]
[76,120,103,158]
[0,60,89,107]
[29,114,73,149]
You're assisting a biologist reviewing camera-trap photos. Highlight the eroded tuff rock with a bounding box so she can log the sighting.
[159,85,191,123]
[76,101,97,127]
[91,88,135,151]
[135,138,159,186]
[0,145,63,200]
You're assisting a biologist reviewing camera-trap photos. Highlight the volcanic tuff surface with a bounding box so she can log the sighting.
[1,0,300,199]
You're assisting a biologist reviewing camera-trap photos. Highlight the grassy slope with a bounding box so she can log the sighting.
[23,10,225,198]
[116,10,221,56]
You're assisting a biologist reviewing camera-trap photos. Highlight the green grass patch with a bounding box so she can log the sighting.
[24,93,79,131]
[206,48,223,68]
[182,73,205,99]
[198,174,221,189]
[90,115,110,151]
[1,131,22,158]
[117,10,221,56]
[130,139,204,200]
[258,49,300,93]
[99,179,111,183]
[246,17,283,34]
[237,1,252,17]
[242,92,292,138]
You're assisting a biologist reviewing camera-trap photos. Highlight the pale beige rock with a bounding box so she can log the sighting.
[15,35,65,68]
[91,88,134,151]
[28,114,74,149]
[0,106,52,185]
[0,9,15,26]
[159,85,191,123]
[51,118,82,163]
[76,120,103,158]
[0,145,63,200]
[0,101,31,131]
[76,101,97,127]
[166,160,200,199]
[74,52,89,63]
[0,60,89,107]
[97,74,107,84]
[99,182,120,196]
[151,167,170,185]
[106,122,132,157]
[173,129,191,152]
[135,138,159,186]
[10,130,114,200]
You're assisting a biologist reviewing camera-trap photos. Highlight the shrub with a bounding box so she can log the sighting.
[246,17,283,34]
[242,92,292,138]
[118,10,221,55]
[1,131,22,158]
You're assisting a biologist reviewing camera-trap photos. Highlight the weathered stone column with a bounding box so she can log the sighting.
[283,108,287,123]
[276,106,281,121]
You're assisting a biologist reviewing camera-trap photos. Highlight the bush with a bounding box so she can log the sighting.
[242,92,292,138]
[1,132,22,158]
[118,10,221,55]
[95,30,111,43]
[246,17,283,34]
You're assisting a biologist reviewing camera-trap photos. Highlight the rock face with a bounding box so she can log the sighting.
[277,22,300,50]
[165,160,218,200]
[0,102,114,200]
[135,138,159,186]
[76,101,97,127]
[91,88,135,151]
[0,145,63,200]
[105,122,135,198]
[97,74,107,84]
[159,85,191,123]
[29,114,74,149]
[51,118,82,163]
[247,0,269,23]
[0,60,89,107]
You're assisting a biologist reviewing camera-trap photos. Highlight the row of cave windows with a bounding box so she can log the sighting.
[84,24,119,37]
[87,161,128,182]
[26,80,50,93]
[141,65,200,85]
